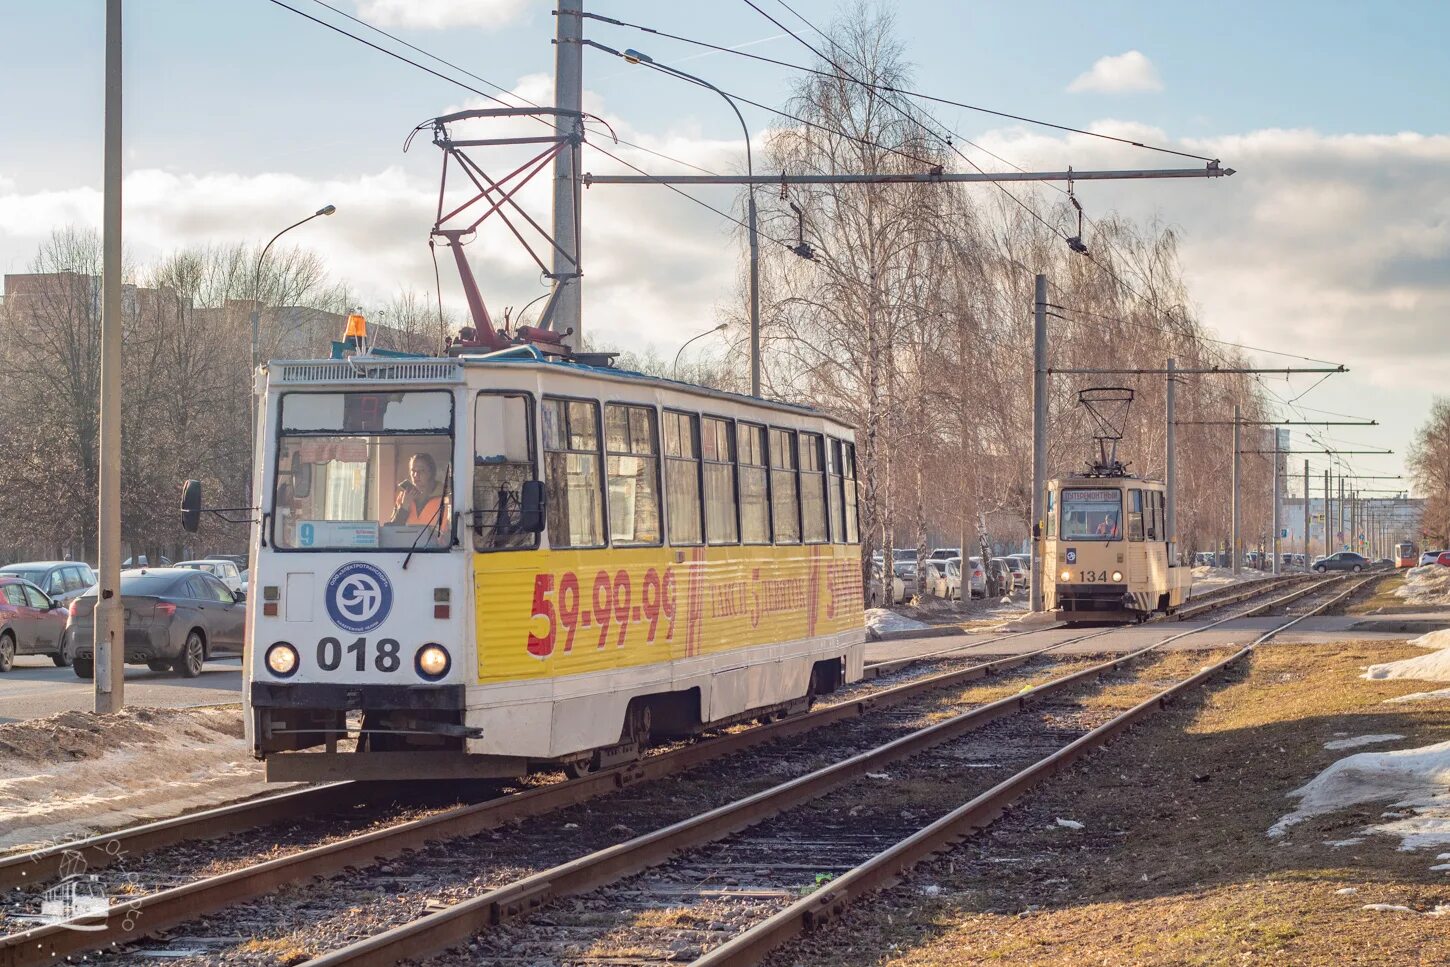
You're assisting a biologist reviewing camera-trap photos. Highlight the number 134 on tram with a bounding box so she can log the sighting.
[184,342,865,781]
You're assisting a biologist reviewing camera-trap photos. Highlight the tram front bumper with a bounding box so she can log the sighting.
[1054,583,1132,613]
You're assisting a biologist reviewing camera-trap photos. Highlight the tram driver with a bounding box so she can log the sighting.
[390,452,450,544]
[1095,512,1120,538]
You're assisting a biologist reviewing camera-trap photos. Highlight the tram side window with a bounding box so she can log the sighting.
[663,410,703,545]
[770,427,801,544]
[843,441,860,543]
[1045,489,1056,539]
[829,440,847,543]
[605,404,662,546]
[800,432,828,543]
[702,416,739,545]
[737,423,771,544]
[1147,490,1163,541]
[473,392,538,551]
[542,397,606,548]
[1127,489,1145,541]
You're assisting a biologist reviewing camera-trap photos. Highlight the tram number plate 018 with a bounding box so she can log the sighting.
[316,636,402,673]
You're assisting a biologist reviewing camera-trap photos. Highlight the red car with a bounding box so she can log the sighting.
[0,576,69,671]
[1436,551,1450,568]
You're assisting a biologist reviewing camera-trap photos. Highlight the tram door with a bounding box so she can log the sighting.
[1126,488,1149,587]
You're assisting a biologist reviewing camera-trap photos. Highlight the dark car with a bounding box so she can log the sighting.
[67,568,246,679]
[0,561,97,606]
[1312,551,1369,573]
[0,577,69,670]
[1002,556,1028,591]
[985,558,1014,597]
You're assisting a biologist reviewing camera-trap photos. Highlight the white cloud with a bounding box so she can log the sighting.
[353,0,530,30]
[1067,51,1163,94]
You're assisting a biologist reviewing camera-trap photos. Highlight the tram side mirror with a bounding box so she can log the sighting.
[181,479,202,533]
[290,452,313,499]
[519,480,546,534]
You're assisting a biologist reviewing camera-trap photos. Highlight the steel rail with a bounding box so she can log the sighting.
[296,577,1344,967]
[0,576,1317,967]
[692,575,1374,967]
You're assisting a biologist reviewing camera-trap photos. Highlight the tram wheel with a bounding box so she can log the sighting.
[562,752,602,780]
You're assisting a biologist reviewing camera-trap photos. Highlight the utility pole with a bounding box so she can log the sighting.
[1302,460,1310,565]
[1030,274,1047,612]
[1271,429,1282,574]
[1232,406,1241,575]
[96,0,124,713]
[1323,469,1330,560]
[1338,477,1346,551]
[552,0,584,348]
[1165,358,1177,557]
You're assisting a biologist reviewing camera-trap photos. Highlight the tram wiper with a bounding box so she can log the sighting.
[403,459,454,571]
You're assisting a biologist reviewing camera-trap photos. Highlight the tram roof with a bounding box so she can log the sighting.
[268,347,853,428]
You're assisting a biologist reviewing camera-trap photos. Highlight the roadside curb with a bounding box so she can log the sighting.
[867,625,970,643]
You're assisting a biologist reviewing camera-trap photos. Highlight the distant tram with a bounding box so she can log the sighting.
[187,332,865,781]
[1041,387,1192,623]
[1396,541,1418,569]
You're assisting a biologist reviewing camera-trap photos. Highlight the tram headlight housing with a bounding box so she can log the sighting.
[415,643,451,681]
[1060,569,1072,582]
[265,641,299,678]
[1112,570,1124,582]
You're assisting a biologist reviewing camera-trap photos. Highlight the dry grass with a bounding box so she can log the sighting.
[1346,572,1413,614]
[233,936,315,966]
[772,639,1450,967]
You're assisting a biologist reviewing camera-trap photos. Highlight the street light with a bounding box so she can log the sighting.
[673,322,729,379]
[249,204,335,499]
[620,49,761,397]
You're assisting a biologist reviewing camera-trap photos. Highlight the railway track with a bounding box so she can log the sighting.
[0,573,1327,967]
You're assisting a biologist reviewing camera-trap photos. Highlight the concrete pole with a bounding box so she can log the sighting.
[748,193,761,396]
[96,0,124,713]
[1271,430,1281,574]
[1030,274,1047,612]
[1323,469,1330,560]
[1165,358,1177,561]
[552,0,583,347]
[1231,406,1241,575]
[1302,460,1310,565]
[1338,477,1345,551]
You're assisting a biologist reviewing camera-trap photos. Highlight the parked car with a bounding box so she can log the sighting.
[935,560,963,600]
[175,559,245,593]
[867,564,905,607]
[985,558,1014,598]
[1421,550,1444,567]
[1437,551,1450,568]
[929,547,961,562]
[1002,556,1028,591]
[1312,551,1369,573]
[956,556,987,598]
[917,561,951,599]
[122,555,173,568]
[0,561,97,606]
[0,577,69,670]
[67,568,246,679]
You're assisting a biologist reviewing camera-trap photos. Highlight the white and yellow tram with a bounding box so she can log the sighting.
[209,342,864,781]
[1042,474,1192,622]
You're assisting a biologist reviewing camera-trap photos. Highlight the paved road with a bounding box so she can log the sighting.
[0,655,242,723]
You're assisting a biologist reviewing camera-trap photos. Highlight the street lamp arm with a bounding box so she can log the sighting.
[253,205,337,305]
[672,323,729,378]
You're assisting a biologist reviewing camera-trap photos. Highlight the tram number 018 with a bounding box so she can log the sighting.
[317,636,401,673]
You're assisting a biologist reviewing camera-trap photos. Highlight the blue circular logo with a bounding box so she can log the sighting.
[326,562,392,634]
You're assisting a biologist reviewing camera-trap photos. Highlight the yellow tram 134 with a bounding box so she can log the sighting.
[1041,387,1192,623]
[184,324,865,782]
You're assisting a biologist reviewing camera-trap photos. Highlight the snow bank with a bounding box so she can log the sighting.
[1324,734,1405,750]
[1190,566,1268,593]
[1269,740,1450,850]
[1363,648,1450,683]
[865,608,929,635]
[1384,687,1450,704]
[1409,629,1450,650]
[1395,565,1450,605]
[0,706,274,853]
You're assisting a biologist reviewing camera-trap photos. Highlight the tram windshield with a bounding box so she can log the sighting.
[272,390,454,551]
[1061,488,1123,541]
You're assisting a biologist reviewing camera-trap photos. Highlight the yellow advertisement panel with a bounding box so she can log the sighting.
[473,544,863,684]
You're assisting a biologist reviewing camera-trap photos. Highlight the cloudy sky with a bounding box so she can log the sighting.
[2,0,1445,497]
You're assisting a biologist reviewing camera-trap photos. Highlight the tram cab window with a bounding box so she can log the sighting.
[272,390,454,551]
[770,428,801,544]
[605,404,662,546]
[1060,488,1122,541]
[702,416,739,545]
[737,423,771,544]
[473,392,538,551]
[799,433,828,544]
[542,398,606,548]
[663,410,703,545]
[1148,491,1164,541]
[1127,489,1145,541]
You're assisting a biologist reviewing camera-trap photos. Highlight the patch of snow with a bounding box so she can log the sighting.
[1384,687,1450,704]
[1363,648,1450,683]
[1325,838,1364,847]
[865,608,930,635]
[1335,887,1359,894]
[1190,566,1269,593]
[866,772,892,780]
[1408,629,1450,650]
[1362,904,1415,913]
[1269,740,1450,851]
[1054,818,1084,830]
[1324,734,1405,750]
[1430,863,1450,871]
[1395,565,1450,605]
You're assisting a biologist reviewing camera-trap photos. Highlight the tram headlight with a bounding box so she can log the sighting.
[265,642,299,678]
[415,643,451,681]
[1112,570,1124,582]
[1060,569,1072,582]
